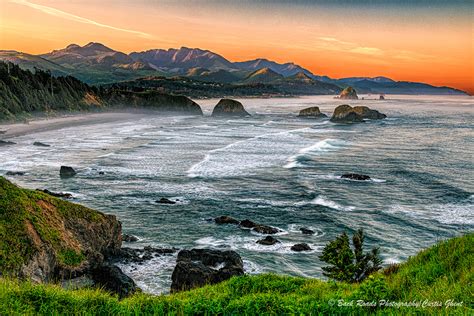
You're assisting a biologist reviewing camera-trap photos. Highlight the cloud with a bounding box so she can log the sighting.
[10,0,152,38]
[318,36,383,56]
[349,46,383,56]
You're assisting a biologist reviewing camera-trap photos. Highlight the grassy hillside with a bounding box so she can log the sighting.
[0,233,471,315]
[0,177,121,281]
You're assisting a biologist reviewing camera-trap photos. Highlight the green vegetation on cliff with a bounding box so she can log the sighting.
[0,177,121,280]
[0,229,471,315]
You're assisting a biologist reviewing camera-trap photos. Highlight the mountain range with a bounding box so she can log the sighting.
[0,42,467,95]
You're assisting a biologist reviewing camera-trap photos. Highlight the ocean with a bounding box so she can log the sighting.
[1,95,472,294]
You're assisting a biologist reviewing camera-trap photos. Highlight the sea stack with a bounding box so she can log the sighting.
[330,105,386,123]
[297,106,327,118]
[211,99,250,117]
[339,86,359,100]
[60,166,77,177]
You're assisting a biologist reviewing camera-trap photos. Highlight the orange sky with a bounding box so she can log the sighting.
[1,0,473,93]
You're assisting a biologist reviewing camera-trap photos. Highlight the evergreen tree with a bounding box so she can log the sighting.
[319,229,382,283]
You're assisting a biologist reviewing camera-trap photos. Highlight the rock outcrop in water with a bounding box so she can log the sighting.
[298,106,327,118]
[156,197,176,204]
[60,166,77,177]
[341,173,371,181]
[171,249,244,292]
[0,140,15,146]
[330,105,386,123]
[211,99,250,117]
[300,228,315,235]
[37,189,73,199]
[338,86,358,99]
[256,236,280,245]
[33,142,50,147]
[291,243,312,252]
[214,216,240,225]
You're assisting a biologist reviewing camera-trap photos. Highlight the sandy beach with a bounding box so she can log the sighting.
[0,112,149,139]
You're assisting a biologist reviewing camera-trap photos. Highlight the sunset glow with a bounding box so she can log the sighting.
[1,0,473,93]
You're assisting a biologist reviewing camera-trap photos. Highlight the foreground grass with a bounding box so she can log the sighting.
[1,233,472,315]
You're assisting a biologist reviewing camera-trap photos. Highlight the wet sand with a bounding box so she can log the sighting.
[0,112,149,139]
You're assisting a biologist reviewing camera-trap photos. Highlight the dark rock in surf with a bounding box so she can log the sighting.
[99,171,105,175]
[37,189,73,199]
[211,99,250,117]
[300,228,315,235]
[110,246,176,265]
[239,219,257,229]
[215,216,239,225]
[330,104,386,123]
[122,234,139,242]
[90,264,137,298]
[291,243,312,252]
[341,173,371,181]
[379,95,385,100]
[5,171,25,176]
[33,141,50,147]
[256,236,280,245]
[253,225,280,235]
[0,140,15,146]
[156,198,176,204]
[171,248,244,292]
[298,106,327,118]
[60,166,76,178]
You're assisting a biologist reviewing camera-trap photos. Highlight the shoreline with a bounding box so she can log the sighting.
[0,112,152,139]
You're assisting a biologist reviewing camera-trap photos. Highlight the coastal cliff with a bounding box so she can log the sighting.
[0,177,121,282]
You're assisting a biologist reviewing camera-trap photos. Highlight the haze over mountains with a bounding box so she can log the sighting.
[0,42,467,95]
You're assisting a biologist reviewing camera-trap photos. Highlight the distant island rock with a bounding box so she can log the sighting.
[330,104,386,123]
[338,86,359,100]
[297,106,327,118]
[211,99,250,117]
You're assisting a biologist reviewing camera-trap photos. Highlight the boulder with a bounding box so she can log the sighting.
[171,249,244,292]
[156,198,176,204]
[253,225,280,235]
[298,106,327,118]
[0,140,15,146]
[33,142,50,147]
[256,236,280,245]
[330,104,386,123]
[215,216,239,225]
[90,264,137,298]
[5,171,25,176]
[239,219,257,229]
[122,234,139,242]
[352,106,387,120]
[211,99,250,117]
[341,173,371,181]
[300,228,315,235]
[291,243,312,252]
[37,189,73,199]
[339,86,358,99]
[60,166,76,178]
[379,95,385,100]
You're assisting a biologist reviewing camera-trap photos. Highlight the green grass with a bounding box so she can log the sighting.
[0,233,472,315]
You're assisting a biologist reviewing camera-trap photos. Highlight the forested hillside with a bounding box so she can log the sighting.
[0,62,202,121]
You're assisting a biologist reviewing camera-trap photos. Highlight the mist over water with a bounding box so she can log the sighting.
[1,95,473,294]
